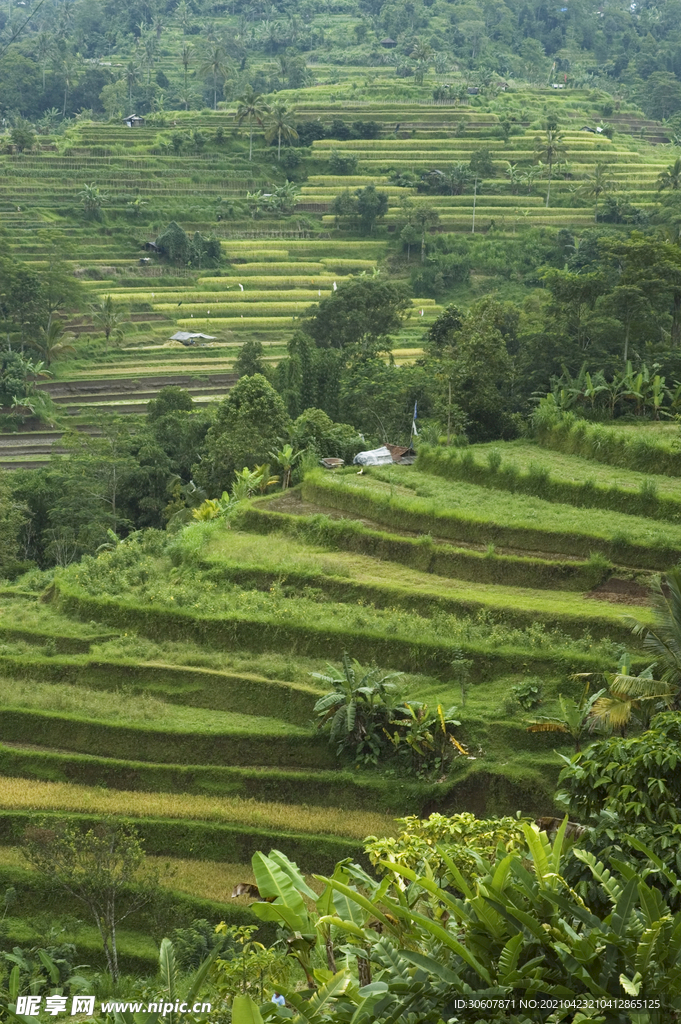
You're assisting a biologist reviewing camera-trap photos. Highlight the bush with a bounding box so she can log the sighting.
[328,149,359,175]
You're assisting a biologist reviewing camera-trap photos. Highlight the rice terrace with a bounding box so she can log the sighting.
[4,0,681,1020]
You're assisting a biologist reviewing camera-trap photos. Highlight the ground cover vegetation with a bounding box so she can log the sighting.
[2,0,681,1013]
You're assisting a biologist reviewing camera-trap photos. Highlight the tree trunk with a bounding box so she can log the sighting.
[420,228,426,263]
[471,177,477,233]
[249,124,253,160]
[546,164,551,207]
[325,936,336,973]
[624,322,630,365]
[673,292,681,347]
[278,127,281,160]
[357,954,371,987]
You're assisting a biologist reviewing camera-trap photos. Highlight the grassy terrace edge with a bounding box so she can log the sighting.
[0,655,321,726]
[0,808,361,874]
[417,444,681,523]
[301,472,681,569]
[236,506,614,594]
[50,581,636,677]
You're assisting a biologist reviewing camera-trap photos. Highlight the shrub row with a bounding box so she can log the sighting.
[0,810,362,875]
[0,708,335,769]
[534,416,681,477]
[0,743,430,814]
[417,444,681,523]
[53,580,626,679]
[0,656,320,725]
[302,472,680,570]
[238,505,612,595]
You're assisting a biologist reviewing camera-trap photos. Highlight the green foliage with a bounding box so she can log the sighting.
[328,150,358,175]
[364,811,528,884]
[558,711,681,827]
[290,408,363,463]
[312,655,403,765]
[155,222,220,268]
[303,277,411,356]
[234,340,269,379]
[22,818,155,980]
[235,828,681,1021]
[196,375,290,495]
[510,678,543,710]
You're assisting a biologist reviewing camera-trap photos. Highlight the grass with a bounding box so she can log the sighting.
[0,676,309,735]
[0,777,396,840]
[310,467,681,557]
[470,440,681,497]
[197,525,650,632]
[0,844,261,904]
[57,539,623,665]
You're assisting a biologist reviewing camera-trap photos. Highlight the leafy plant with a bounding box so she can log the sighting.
[312,655,403,766]
[510,678,543,710]
[526,687,605,750]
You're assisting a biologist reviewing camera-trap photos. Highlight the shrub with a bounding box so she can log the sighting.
[510,679,543,710]
[328,150,359,175]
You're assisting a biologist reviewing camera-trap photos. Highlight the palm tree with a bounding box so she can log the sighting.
[199,43,230,111]
[526,689,605,751]
[29,316,76,367]
[625,569,681,704]
[35,31,54,91]
[265,103,298,160]
[176,0,192,35]
[576,162,618,222]
[123,60,141,109]
[534,121,567,207]
[56,53,80,118]
[586,663,673,735]
[90,295,129,352]
[237,87,270,161]
[413,205,440,262]
[180,44,194,108]
[658,157,681,192]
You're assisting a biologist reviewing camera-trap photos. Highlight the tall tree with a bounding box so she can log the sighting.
[413,204,440,262]
[534,120,566,208]
[180,43,193,108]
[236,87,270,160]
[265,102,298,160]
[303,277,412,356]
[576,163,618,222]
[199,42,230,111]
[90,295,129,352]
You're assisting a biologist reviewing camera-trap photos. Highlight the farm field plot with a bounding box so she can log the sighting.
[468,440,681,496]
[301,467,681,566]
[198,523,650,633]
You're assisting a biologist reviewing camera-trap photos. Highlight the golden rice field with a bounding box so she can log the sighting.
[0,778,396,839]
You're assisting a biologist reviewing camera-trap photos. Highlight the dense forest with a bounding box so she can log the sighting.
[4,0,681,122]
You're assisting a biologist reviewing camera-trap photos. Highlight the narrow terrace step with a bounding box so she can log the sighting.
[39,372,238,397]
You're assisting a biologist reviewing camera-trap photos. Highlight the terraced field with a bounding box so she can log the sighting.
[0,426,676,960]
